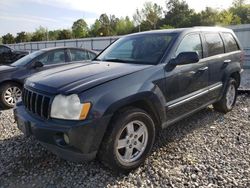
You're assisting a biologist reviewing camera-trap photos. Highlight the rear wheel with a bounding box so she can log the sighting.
[213,78,237,113]
[0,83,22,109]
[98,108,156,173]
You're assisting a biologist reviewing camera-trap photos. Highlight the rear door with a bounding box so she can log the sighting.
[221,32,242,69]
[201,32,226,100]
[69,49,91,62]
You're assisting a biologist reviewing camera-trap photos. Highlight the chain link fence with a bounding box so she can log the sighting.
[7,36,120,53]
[7,25,250,68]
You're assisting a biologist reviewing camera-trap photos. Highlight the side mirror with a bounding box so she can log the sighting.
[31,61,43,68]
[170,52,199,66]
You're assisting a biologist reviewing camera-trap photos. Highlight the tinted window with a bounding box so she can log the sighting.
[0,46,11,54]
[11,50,43,67]
[223,33,239,52]
[176,34,203,58]
[96,33,176,65]
[36,50,65,65]
[204,33,224,56]
[88,52,96,60]
[70,49,89,61]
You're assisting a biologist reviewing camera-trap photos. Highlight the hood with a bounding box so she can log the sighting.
[26,61,152,94]
[0,65,17,73]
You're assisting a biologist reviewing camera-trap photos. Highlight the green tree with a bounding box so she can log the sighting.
[98,14,118,36]
[99,14,111,36]
[115,17,134,35]
[200,7,219,26]
[72,19,88,38]
[48,30,60,41]
[230,3,250,24]
[160,24,174,29]
[57,29,72,40]
[15,32,30,43]
[142,2,163,29]
[133,8,144,32]
[0,37,2,44]
[31,26,47,41]
[218,10,241,25]
[2,33,15,44]
[89,19,102,37]
[233,0,246,7]
[162,0,195,28]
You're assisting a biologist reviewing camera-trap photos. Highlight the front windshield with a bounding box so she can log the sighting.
[96,33,176,65]
[11,50,43,67]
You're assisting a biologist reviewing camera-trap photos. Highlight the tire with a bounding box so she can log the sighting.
[213,78,237,113]
[98,108,156,174]
[0,82,22,109]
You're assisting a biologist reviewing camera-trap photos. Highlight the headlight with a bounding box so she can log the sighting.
[50,94,91,120]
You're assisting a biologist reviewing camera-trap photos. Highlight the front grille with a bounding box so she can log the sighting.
[22,88,51,119]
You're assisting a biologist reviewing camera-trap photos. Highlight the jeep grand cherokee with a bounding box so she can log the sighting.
[14,27,244,173]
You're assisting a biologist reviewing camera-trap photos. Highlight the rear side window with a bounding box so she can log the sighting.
[176,34,203,59]
[88,52,96,60]
[70,49,89,61]
[223,33,239,52]
[204,33,224,57]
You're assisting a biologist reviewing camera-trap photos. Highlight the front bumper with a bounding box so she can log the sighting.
[14,104,112,162]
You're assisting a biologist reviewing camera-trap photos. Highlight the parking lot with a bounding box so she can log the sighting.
[0,93,249,187]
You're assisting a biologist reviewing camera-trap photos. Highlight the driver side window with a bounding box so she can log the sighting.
[176,34,203,59]
[36,50,66,65]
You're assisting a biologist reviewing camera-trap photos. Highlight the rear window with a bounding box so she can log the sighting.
[223,33,239,52]
[204,33,224,57]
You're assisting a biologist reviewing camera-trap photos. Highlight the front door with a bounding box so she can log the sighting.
[28,49,68,75]
[164,33,209,123]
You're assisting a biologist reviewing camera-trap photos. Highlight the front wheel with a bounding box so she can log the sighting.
[0,83,22,109]
[213,78,237,113]
[98,108,156,173]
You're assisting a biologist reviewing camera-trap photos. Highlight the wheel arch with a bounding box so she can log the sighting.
[0,79,23,88]
[103,92,167,132]
[230,71,241,88]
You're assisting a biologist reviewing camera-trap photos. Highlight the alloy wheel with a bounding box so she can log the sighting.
[226,84,236,109]
[4,86,22,106]
[115,120,148,164]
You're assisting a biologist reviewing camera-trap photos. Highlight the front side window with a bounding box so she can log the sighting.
[70,49,89,61]
[11,50,43,67]
[176,34,203,59]
[204,33,224,56]
[96,33,176,65]
[36,50,66,65]
[223,33,239,52]
[0,46,11,54]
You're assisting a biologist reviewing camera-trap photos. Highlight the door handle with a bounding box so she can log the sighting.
[224,59,231,63]
[198,67,208,71]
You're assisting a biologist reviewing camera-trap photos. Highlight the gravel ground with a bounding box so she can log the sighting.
[0,93,250,188]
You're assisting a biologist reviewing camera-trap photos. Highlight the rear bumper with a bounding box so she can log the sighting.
[14,104,112,162]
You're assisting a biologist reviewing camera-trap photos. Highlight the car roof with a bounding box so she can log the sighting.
[40,47,97,54]
[127,26,233,37]
[0,44,12,49]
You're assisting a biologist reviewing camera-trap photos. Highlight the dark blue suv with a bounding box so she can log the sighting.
[15,27,244,173]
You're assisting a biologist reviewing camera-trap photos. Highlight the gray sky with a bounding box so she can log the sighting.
[0,0,244,36]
